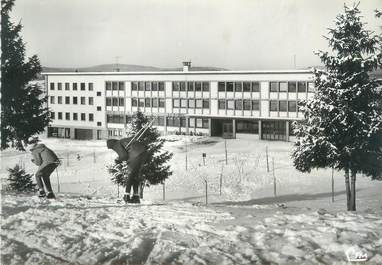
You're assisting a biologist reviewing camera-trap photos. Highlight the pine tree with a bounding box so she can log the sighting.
[108,111,173,198]
[1,0,50,151]
[292,4,382,211]
[7,164,36,192]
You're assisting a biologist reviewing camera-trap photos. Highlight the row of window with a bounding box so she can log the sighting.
[269,100,298,112]
[218,81,260,92]
[172,81,210,92]
[218,99,260,111]
[131,81,165,91]
[106,97,125,107]
[105,81,125,91]
[270,81,314,93]
[50,96,94,105]
[50,82,93,91]
[173,99,210,109]
[131,98,165,108]
[51,112,95,122]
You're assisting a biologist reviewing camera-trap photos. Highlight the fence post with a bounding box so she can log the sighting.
[66,152,69,167]
[117,184,120,198]
[224,139,228,165]
[219,173,223,196]
[205,180,208,205]
[55,168,60,193]
[266,146,269,172]
[93,151,96,163]
[331,168,334,202]
[272,157,276,197]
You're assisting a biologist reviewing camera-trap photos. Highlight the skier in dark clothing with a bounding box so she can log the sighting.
[30,141,60,199]
[107,137,148,203]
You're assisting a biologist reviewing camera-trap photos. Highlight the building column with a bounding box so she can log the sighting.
[208,118,212,137]
[286,121,290,142]
[258,120,262,140]
[232,119,236,139]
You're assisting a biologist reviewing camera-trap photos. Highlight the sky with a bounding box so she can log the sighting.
[11,0,382,70]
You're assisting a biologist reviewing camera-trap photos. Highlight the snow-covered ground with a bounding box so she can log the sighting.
[1,135,382,264]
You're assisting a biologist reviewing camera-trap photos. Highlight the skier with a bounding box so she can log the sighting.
[107,137,148,203]
[30,139,60,199]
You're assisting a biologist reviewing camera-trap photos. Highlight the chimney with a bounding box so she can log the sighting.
[182,61,191,72]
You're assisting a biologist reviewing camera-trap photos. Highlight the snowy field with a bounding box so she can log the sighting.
[1,135,382,264]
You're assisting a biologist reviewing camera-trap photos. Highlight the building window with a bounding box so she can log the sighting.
[189,118,195,128]
[145,98,151,107]
[218,82,225,92]
[106,98,112,106]
[81,113,86,121]
[58,83,62,90]
[237,120,258,134]
[252,100,260,111]
[298,81,306,93]
[119,98,125,106]
[226,82,234,92]
[158,82,165,91]
[195,82,202,91]
[106,82,112,90]
[65,112,70,120]
[243,100,251,110]
[97,91,101,96]
[202,82,209,92]
[112,98,118,106]
[188,99,195,108]
[145,82,151,91]
[180,99,187,108]
[80,83,85,91]
[270,82,278,92]
[288,101,297,112]
[73,113,78,120]
[132,82,138,91]
[138,98,144,107]
[131,98,137,107]
[88,83,93,91]
[218,99,225,109]
[196,99,203,109]
[235,82,242,92]
[187,82,194,92]
[173,99,180,108]
[88,97,94,105]
[270,100,278,111]
[288,82,296,92]
[279,82,287,92]
[97,122,102,126]
[152,82,158,91]
[226,100,234,110]
[152,98,158,108]
[196,118,203,128]
[235,99,243,110]
[202,118,209,128]
[279,100,287,111]
[65,96,70,104]
[179,82,186,91]
[112,82,118,91]
[50,112,55,120]
[89,113,94,121]
[57,96,62,104]
[119,82,125,91]
[96,106,101,111]
[50,83,55,90]
[159,98,165,108]
[138,82,144,91]
[252,82,260,92]
[58,112,62,120]
[65,83,70,90]
[243,82,251,92]
[79,97,84,105]
[50,96,55,104]
[172,82,180,91]
[73,83,77,90]
[203,99,209,109]
[308,82,315,92]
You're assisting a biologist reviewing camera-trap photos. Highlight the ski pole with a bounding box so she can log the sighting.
[55,168,60,193]
[124,118,155,149]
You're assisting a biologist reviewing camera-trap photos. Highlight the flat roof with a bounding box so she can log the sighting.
[42,69,313,76]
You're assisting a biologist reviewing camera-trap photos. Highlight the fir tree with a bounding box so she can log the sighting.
[108,111,173,198]
[1,0,50,151]
[7,164,36,192]
[292,4,382,211]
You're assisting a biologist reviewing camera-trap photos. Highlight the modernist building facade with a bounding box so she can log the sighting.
[43,62,315,141]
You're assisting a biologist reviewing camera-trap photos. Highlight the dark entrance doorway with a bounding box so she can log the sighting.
[261,120,287,141]
[211,119,234,138]
[74,129,93,140]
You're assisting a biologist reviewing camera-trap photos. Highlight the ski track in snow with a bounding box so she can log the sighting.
[2,194,382,265]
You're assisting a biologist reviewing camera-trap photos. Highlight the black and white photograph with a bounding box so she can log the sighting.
[1,0,382,264]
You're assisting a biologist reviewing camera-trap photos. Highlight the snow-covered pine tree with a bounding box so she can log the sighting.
[292,4,382,211]
[1,0,50,151]
[108,111,173,198]
[7,164,36,192]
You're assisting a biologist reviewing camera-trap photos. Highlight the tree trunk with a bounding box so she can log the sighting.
[139,182,144,199]
[344,169,351,211]
[350,170,356,211]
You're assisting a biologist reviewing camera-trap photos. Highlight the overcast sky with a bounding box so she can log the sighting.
[12,0,382,70]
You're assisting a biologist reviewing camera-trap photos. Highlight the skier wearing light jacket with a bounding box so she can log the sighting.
[30,141,60,199]
[107,137,148,204]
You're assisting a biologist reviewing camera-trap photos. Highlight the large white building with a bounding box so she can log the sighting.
[43,62,315,141]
